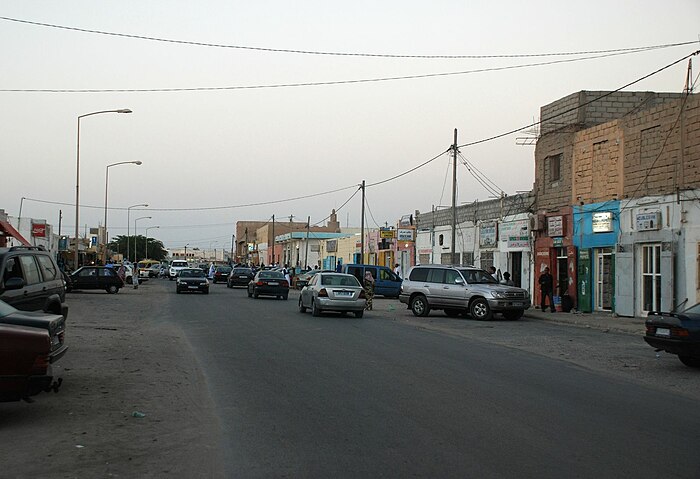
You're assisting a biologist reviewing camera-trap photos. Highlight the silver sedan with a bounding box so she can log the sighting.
[298,272,366,318]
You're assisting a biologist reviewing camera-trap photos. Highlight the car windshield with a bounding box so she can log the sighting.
[233,268,252,274]
[458,269,498,284]
[216,267,232,273]
[180,269,205,278]
[320,274,361,287]
[172,262,188,268]
[682,303,700,315]
[259,271,284,279]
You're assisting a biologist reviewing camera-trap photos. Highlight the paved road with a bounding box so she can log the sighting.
[164,280,700,478]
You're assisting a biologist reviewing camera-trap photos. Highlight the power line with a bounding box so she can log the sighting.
[1,16,694,59]
[0,49,673,93]
[363,194,382,229]
[367,150,449,187]
[310,187,361,226]
[456,49,700,149]
[458,152,503,196]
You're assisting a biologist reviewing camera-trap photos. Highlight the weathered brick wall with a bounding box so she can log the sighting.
[534,129,576,211]
[415,192,533,228]
[540,91,686,136]
[622,94,700,198]
[572,121,623,204]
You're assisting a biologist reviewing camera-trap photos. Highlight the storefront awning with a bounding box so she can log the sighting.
[0,220,31,246]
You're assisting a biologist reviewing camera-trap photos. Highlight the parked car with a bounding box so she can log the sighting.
[227,267,254,288]
[293,269,333,289]
[644,303,700,368]
[0,246,67,318]
[212,265,232,284]
[248,270,289,300]
[176,268,210,294]
[341,264,402,298]
[66,266,124,294]
[169,260,189,280]
[139,264,161,279]
[298,272,366,318]
[399,265,530,320]
[0,298,67,402]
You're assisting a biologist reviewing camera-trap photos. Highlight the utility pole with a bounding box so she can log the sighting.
[451,128,458,265]
[271,214,275,265]
[230,234,235,264]
[58,210,62,236]
[304,216,310,269]
[360,180,366,264]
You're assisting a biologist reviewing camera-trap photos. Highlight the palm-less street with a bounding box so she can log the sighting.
[161,280,698,478]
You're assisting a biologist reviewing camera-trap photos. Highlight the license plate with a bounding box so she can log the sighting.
[512,302,523,307]
[268,282,278,286]
[239,275,248,278]
[335,291,353,297]
[188,286,199,289]
[656,327,671,337]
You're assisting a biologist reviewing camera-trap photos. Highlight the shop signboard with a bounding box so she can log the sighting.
[479,221,497,248]
[636,211,661,231]
[547,216,564,237]
[380,229,395,239]
[327,240,338,253]
[397,228,414,241]
[500,219,529,249]
[592,212,613,233]
[31,222,46,237]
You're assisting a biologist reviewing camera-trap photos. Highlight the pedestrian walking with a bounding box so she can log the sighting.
[393,263,401,279]
[283,264,291,284]
[363,271,375,311]
[208,263,215,280]
[117,264,126,285]
[538,267,555,312]
[335,260,343,273]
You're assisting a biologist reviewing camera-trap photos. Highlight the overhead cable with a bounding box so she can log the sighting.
[1,16,694,59]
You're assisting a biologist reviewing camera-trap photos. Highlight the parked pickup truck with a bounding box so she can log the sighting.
[0,299,67,402]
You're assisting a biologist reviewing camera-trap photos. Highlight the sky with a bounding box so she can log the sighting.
[2,1,699,251]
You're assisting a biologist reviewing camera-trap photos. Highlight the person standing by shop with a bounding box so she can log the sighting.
[538,267,555,312]
[363,271,375,311]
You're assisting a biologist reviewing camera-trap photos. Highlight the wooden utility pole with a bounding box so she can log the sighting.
[360,180,366,264]
[304,216,310,268]
[271,214,275,265]
[451,129,458,264]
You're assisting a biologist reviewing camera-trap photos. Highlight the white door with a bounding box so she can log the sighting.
[641,244,661,313]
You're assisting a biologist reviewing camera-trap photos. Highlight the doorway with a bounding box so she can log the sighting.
[595,248,613,311]
[510,252,522,287]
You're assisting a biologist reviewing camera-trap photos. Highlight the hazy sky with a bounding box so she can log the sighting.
[2,1,698,250]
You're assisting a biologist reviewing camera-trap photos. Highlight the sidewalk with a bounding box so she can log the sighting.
[524,307,646,336]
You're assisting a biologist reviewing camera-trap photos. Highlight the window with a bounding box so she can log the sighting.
[462,252,474,266]
[379,269,395,281]
[100,268,116,277]
[444,270,461,284]
[549,153,562,182]
[3,257,22,283]
[427,268,445,284]
[479,251,494,270]
[409,267,429,282]
[438,234,444,246]
[19,256,42,285]
[79,268,97,277]
[36,256,57,280]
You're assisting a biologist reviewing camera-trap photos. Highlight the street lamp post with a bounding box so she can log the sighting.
[144,226,159,260]
[126,203,148,262]
[74,108,132,269]
[184,243,189,261]
[133,216,152,262]
[104,161,142,263]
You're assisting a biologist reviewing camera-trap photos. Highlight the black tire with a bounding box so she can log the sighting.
[283,294,288,300]
[354,310,364,318]
[298,297,307,313]
[503,310,524,320]
[312,300,321,317]
[678,355,700,368]
[126,276,133,285]
[106,285,119,294]
[444,309,461,318]
[470,298,493,321]
[410,295,430,317]
[203,289,209,295]
[253,291,259,299]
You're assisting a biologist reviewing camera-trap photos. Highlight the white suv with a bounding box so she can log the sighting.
[399,265,530,320]
[168,260,189,281]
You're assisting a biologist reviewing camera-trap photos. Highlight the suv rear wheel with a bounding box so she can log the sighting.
[410,295,430,317]
[470,298,492,321]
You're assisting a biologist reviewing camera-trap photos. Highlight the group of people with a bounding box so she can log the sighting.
[486,266,515,286]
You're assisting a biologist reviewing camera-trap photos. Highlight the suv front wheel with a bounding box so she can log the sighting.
[410,295,430,317]
[470,298,492,321]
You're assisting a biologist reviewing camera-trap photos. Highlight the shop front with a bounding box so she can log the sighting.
[534,207,577,312]
[498,214,532,294]
[573,202,620,313]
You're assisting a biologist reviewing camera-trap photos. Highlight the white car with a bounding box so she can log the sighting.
[168,260,189,281]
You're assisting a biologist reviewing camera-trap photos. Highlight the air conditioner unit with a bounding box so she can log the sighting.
[530,214,545,231]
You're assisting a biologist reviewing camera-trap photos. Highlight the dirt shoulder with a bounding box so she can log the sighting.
[0,282,223,478]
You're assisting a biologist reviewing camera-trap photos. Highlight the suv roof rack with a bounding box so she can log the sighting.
[9,245,46,252]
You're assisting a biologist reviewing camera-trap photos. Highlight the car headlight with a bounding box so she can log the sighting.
[491,291,506,299]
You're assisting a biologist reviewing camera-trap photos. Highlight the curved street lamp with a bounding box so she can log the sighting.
[103,160,142,263]
[74,108,132,268]
[144,226,160,260]
[126,203,148,261]
[133,216,152,262]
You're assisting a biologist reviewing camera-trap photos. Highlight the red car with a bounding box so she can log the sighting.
[0,300,67,402]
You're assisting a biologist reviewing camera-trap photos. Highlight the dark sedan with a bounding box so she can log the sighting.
[176,268,210,294]
[227,267,254,288]
[644,303,700,368]
[66,266,124,294]
[0,299,67,401]
[212,265,232,284]
[248,271,289,300]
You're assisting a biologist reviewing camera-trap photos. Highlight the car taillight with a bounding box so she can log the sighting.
[256,281,264,286]
[359,290,366,299]
[318,288,328,297]
[281,280,289,287]
[671,327,690,337]
[31,354,50,375]
[646,325,655,335]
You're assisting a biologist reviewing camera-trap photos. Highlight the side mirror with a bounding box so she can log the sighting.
[454,278,465,285]
[4,277,25,290]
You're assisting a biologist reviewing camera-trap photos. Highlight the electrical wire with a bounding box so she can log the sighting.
[367,150,449,187]
[458,152,503,197]
[437,155,452,208]
[1,16,694,59]
[0,49,673,93]
[310,186,361,226]
[456,49,700,149]
[363,194,383,229]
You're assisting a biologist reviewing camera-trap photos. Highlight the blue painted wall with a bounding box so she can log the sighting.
[573,201,620,249]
